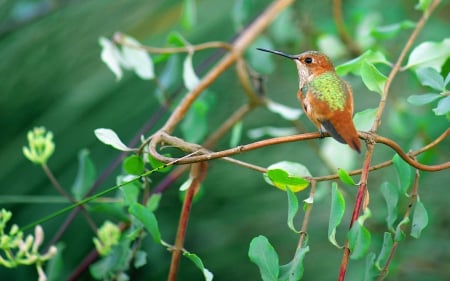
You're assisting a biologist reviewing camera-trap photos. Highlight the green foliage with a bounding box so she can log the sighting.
[337,168,357,186]
[328,183,345,248]
[123,155,145,175]
[71,149,97,200]
[348,208,372,260]
[264,161,311,192]
[248,236,279,281]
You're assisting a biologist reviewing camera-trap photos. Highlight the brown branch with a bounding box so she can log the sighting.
[297,180,317,249]
[167,163,206,281]
[332,0,361,56]
[149,130,449,172]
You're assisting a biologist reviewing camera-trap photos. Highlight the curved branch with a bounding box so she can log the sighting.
[149,129,449,172]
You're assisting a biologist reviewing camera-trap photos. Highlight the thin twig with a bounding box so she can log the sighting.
[332,0,361,56]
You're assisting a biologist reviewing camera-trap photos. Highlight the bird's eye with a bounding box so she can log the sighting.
[304,57,313,64]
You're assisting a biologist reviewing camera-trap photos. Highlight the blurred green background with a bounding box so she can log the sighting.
[1,0,449,280]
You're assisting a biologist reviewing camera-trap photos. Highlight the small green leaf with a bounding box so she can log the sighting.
[380,182,399,231]
[336,50,390,76]
[230,121,243,147]
[411,200,429,238]
[183,252,213,281]
[363,252,378,281]
[361,60,387,95]
[392,154,412,195]
[348,209,372,259]
[415,0,432,11]
[394,217,410,242]
[123,155,145,175]
[404,38,450,71]
[119,176,140,206]
[129,203,161,243]
[407,93,441,105]
[353,108,377,131]
[94,128,134,151]
[375,232,393,270]
[148,153,172,173]
[328,183,345,248]
[71,149,96,200]
[264,161,311,192]
[134,251,147,268]
[248,236,279,281]
[182,0,196,31]
[146,194,162,212]
[279,245,310,281]
[370,20,415,40]
[266,100,303,121]
[416,67,445,90]
[433,95,450,115]
[338,168,357,185]
[286,187,300,233]
[180,94,212,143]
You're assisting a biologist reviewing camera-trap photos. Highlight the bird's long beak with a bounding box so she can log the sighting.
[256,48,297,60]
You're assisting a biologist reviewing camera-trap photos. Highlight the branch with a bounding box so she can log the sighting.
[149,130,449,172]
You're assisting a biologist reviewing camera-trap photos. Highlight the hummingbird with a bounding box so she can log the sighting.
[257,48,362,153]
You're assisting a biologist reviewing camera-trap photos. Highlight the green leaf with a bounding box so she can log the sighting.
[375,233,393,270]
[338,168,357,185]
[336,50,390,76]
[416,67,445,90]
[407,93,442,105]
[404,38,450,71]
[328,183,345,248]
[46,242,66,281]
[183,252,213,281]
[247,127,297,139]
[353,107,377,131]
[248,236,279,281]
[348,209,372,259]
[264,161,311,192]
[182,0,196,31]
[279,245,310,281]
[248,36,275,74]
[392,154,412,195]
[433,95,450,115]
[370,20,415,40]
[119,176,140,206]
[71,149,96,200]
[415,0,432,11]
[230,121,243,147]
[90,241,132,280]
[99,37,123,80]
[394,217,410,242]
[411,200,429,238]
[363,252,378,281]
[148,153,172,173]
[232,0,252,31]
[134,250,147,268]
[94,128,134,151]
[380,182,399,231]
[266,100,303,121]
[123,155,145,175]
[286,187,300,233]
[146,194,162,212]
[120,35,154,80]
[180,94,211,143]
[154,54,181,102]
[129,203,161,243]
[360,60,387,95]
